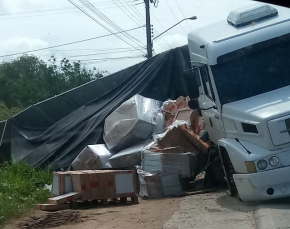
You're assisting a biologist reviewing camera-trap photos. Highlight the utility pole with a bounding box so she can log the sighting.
[144,0,153,58]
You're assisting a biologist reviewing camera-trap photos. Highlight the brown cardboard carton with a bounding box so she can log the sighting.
[157,127,199,153]
[66,170,137,201]
[89,172,100,200]
[178,125,210,155]
[174,108,193,122]
[190,110,205,135]
[70,171,89,200]
[175,96,188,110]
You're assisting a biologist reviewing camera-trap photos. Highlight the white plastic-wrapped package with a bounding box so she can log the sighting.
[104,94,164,151]
[71,144,112,170]
[109,141,153,169]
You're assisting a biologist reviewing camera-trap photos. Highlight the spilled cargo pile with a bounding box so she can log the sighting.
[40,94,214,210]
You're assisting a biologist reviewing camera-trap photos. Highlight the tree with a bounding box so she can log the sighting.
[0,100,23,121]
[0,54,108,120]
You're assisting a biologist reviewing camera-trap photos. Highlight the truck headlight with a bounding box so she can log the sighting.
[269,156,279,167]
[257,159,268,170]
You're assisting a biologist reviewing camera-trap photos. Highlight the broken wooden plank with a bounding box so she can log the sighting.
[48,192,82,205]
[38,203,70,211]
[184,189,217,196]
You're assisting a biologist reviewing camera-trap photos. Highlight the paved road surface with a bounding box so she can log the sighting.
[164,191,290,229]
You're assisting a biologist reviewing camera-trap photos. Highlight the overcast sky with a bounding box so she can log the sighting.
[0,0,257,73]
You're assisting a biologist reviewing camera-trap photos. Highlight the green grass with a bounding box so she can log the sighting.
[0,162,52,227]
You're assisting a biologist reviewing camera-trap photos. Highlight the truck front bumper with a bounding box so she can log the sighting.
[233,166,290,201]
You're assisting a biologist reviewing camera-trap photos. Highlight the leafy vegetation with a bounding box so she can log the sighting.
[0,162,52,227]
[0,55,108,225]
[0,54,107,121]
[0,101,23,121]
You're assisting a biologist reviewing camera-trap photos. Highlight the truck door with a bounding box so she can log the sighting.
[198,65,224,144]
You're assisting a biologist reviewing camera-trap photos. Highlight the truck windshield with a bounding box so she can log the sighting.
[211,32,290,104]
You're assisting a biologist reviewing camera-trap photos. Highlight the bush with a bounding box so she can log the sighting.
[0,162,52,227]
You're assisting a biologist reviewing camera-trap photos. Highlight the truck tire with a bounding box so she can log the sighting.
[219,147,238,196]
[204,147,227,187]
[206,157,227,186]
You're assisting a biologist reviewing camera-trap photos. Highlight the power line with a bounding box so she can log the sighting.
[131,1,172,50]
[117,0,169,51]
[164,0,187,35]
[125,0,171,51]
[0,1,136,17]
[44,47,135,52]
[78,0,146,49]
[68,0,146,54]
[111,0,169,52]
[123,0,145,24]
[0,26,145,58]
[151,12,178,44]
[126,0,172,50]
[174,0,192,30]
[81,56,144,64]
[79,0,144,49]
[126,0,145,20]
[32,49,140,59]
[53,55,144,62]
[114,0,144,26]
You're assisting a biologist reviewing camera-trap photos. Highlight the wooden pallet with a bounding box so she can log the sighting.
[70,196,139,209]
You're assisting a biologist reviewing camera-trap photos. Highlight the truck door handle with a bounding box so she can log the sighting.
[209,118,213,127]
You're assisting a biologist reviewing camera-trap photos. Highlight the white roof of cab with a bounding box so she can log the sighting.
[188,4,290,65]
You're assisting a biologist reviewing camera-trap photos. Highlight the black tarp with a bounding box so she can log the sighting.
[0,45,197,170]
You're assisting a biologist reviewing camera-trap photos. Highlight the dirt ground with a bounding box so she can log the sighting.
[5,191,290,229]
[4,198,181,229]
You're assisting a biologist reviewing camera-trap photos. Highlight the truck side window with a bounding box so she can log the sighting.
[200,65,216,101]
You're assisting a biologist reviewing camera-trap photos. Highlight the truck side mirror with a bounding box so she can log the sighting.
[188,99,200,110]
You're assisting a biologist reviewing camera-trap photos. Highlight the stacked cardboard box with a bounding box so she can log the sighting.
[53,170,137,200]
[41,170,138,211]
[51,171,73,196]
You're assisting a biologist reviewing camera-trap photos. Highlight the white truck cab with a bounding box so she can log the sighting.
[188,3,290,201]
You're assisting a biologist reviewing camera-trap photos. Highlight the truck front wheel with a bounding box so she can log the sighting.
[219,147,238,197]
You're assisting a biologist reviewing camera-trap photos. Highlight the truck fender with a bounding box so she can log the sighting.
[218,138,252,174]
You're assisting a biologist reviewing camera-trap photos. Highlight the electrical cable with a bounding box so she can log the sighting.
[0,1,136,17]
[111,0,170,52]
[114,0,144,26]
[31,49,141,59]
[164,0,187,35]
[68,0,146,54]
[0,26,145,58]
[130,1,172,49]
[174,0,192,30]
[53,55,144,62]
[79,0,146,49]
